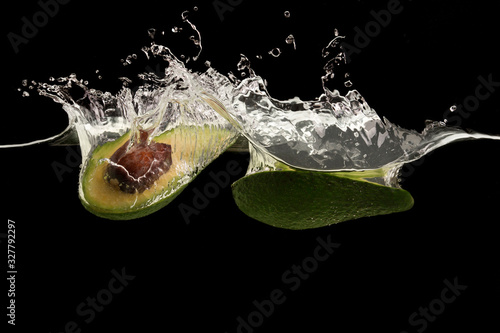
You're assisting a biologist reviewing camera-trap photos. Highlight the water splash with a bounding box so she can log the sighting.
[232,78,500,187]
[2,12,499,197]
[220,33,500,187]
[0,11,242,214]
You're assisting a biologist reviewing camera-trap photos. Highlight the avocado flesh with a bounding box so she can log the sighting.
[80,125,236,220]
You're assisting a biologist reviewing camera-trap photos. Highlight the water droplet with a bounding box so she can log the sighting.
[344,80,353,88]
[122,55,135,66]
[95,69,100,74]
[255,55,263,60]
[450,105,457,112]
[119,77,132,86]
[353,131,359,137]
[268,48,281,57]
[237,54,251,71]
[148,28,156,39]
[49,76,55,82]
[189,35,200,46]
[285,34,296,50]
[83,80,89,85]
[241,72,246,77]
[21,79,28,87]
[193,6,198,11]
[22,91,30,97]
[284,11,290,18]
[98,75,103,80]
[204,60,211,67]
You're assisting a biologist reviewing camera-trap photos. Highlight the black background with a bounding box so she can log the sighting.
[2,0,499,332]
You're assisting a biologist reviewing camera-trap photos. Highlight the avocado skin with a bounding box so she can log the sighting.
[232,170,414,230]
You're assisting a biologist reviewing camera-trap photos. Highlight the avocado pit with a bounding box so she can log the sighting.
[105,130,172,193]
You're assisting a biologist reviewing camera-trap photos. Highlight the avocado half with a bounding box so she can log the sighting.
[80,125,236,220]
[231,168,414,230]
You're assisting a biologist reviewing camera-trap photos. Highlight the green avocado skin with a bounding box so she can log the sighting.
[231,170,414,230]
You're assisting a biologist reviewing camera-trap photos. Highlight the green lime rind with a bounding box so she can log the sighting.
[231,170,414,230]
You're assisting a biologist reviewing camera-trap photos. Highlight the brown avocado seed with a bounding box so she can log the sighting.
[105,130,172,193]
